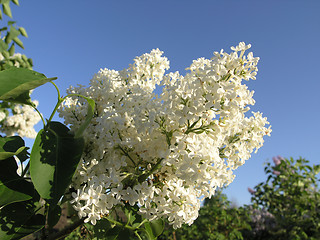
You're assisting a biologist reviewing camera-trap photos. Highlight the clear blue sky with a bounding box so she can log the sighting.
[10,0,320,206]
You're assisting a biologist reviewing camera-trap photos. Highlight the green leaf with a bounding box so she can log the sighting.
[0,135,27,161]
[9,26,20,41]
[18,27,27,37]
[29,121,85,204]
[7,20,15,26]
[4,91,33,106]
[0,200,45,240]
[0,146,28,160]
[11,0,19,6]
[144,218,164,240]
[8,43,14,56]
[0,67,57,102]
[0,157,36,208]
[27,58,33,67]
[0,40,8,51]
[124,207,136,225]
[2,2,12,18]
[74,96,95,138]
[1,50,9,59]
[96,224,122,240]
[47,205,61,229]
[12,37,23,49]
[117,228,131,240]
[0,135,24,152]
[93,218,112,239]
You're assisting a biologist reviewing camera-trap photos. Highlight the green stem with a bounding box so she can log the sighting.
[118,145,136,167]
[50,81,61,100]
[46,91,75,124]
[136,218,148,228]
[134,231,143,240]
[21,161,29,177]
[32,105,46,127]
[105,217,138,231]
[47,82,63,124]
[138,158,163,183]
[47,102,61,123]
[105,217,125,227]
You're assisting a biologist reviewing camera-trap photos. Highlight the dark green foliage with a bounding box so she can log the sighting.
[246,157,320,240]
[160,190,251,240]
[0,0,34,136]
[64,205,165,240]
[0,1,32,71]
[0,200,45,240]
[159,157,320,240]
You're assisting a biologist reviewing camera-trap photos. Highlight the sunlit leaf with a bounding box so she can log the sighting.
[0,67,57,103]
[11,0,19,6]
[18,27,27,37]
[8,43,14,56]
[144,218,164,240]
[0,40,8,52]
[12,37,23,49]
[2,2,12,18]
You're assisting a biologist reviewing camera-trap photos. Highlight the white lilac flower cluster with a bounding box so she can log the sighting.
[58,42,271,228]
[0,53,25,68]
[0,100,41,138]
[0,52,40,139]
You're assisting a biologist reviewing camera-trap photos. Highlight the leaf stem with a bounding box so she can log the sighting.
[136,218,148,228]
[21,160,29,177]
[47,82,64,124]
[32,104,46,127]
[105,217,138,231]
[134,231,143,240]
[117,145,136,167]
[138,158,163,183]
[50,81,61,100]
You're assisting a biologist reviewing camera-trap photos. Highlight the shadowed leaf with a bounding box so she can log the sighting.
[29,121,85,204]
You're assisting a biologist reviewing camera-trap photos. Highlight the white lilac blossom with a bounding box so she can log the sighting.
[0,52,41,139]
[0,100,41,138]
[58,43,271,228]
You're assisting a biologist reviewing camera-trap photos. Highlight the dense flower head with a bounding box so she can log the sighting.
[58,42,271,228]
[0,100,41,138]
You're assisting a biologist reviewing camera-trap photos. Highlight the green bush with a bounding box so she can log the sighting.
[160,157,320,240]
[159,190,251,240]
[246,157,320,240]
